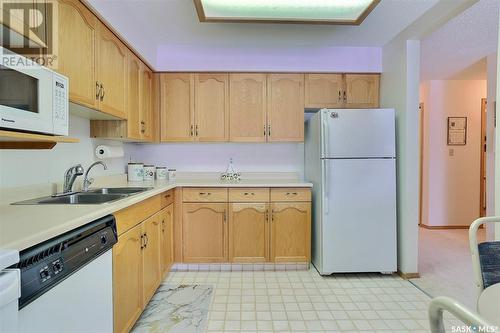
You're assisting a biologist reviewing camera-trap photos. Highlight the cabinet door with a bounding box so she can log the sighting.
[267,74,305,142]
[183,203,228,262]
[54,0,98,109]
[142,213,162,306]
[229,73,267,142]
[270,202,311,262]
[113,224,143,333]
[344,74,380,108]
[194,73,229,141]
[229,203,269,262]
[304,73,344,108]
[126,53,141,140]
[140,64,154,141]
[160,204,174,276]
[97,23,127,119]
[160,73,194,142]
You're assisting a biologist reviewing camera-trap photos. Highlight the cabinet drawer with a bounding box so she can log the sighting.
[161,190,174,207]
[114,195,162,235]
[270,188,311,202]
[182,188,228,202]
[229,188,269,202]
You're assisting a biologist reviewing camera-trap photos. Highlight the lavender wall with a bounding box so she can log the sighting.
[157,46,382,72]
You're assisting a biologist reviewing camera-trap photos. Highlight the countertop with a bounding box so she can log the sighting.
[0,176,312,251]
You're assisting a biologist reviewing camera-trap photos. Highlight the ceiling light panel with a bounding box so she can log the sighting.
[195,0,380,25]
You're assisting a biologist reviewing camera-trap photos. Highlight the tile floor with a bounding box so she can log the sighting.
[165,268,461,332]
[411,227,486,309]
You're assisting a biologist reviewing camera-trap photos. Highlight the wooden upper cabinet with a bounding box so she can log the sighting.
[183,203,228,263]
[141,213,161,306]
[194,73,229,141]
[160,73,194,142]
[54,0,98,109]
[229,73,267,142]
[305,74,344,108]
[97,22,127,119]
[126,53,142,140]
[229,203,269,263]
[344,74,380,108]
[270,202,311,262]
[113,224,143,333]
[140,64,154,141]
[267,74,305,142]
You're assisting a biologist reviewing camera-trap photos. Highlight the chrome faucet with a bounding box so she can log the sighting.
[63,164,84,194]
[82,161,108,192]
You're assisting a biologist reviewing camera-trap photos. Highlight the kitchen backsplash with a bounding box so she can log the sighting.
[0,115,125,188]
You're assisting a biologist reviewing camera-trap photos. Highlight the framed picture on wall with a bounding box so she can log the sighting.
[447,117,467,146]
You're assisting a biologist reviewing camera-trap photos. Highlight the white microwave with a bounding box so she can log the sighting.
[0,47,69,136]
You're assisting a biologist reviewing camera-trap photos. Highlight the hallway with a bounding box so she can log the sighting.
[411,227,486,309]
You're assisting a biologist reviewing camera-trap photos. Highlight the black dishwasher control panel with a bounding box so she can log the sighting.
[12,215,117,309]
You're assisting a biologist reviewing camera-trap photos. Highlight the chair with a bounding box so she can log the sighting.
[469,216,500,296]
[428,216,500,333]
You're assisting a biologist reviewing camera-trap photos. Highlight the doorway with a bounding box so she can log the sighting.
[480,98,487,217]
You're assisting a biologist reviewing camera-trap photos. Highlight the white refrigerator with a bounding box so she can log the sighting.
[305,108,397,275]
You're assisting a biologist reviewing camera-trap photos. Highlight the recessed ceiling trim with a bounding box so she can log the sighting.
[193,0,380,25]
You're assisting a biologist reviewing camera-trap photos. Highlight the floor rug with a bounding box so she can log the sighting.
[132,284,213,333]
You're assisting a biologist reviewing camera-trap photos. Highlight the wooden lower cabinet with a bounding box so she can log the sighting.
[141,213,162,306]
[113,224,143,333]
[229,203,269,262]
[270,202,311,262]
[183,203,228,262]
[112,192,174,333]
[160,204,174,276]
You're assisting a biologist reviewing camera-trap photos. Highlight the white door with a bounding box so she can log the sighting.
[321,158,397,273]
[320,109,396,158]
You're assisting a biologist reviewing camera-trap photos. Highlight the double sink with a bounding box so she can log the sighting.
[13,187,152,205]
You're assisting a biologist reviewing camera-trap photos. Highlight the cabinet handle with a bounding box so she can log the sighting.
[162,219,165,232]
[140,234,144,249]
[96,81,101,99]
[100,83,105,101]
[199,192,211,196]
[268,125,271,137]
[271,209,274,222]
[165,194,171,198]
[144,233,148,247]
[190,125,194,137]
[141,121,146,133]
[195,124,199,136]
[264,125,267,136]
[343,91,346,103]
[223,209,227,223]
[338,90,341,103]
[265,209,269,222]
[286,192,298,196]
[243,192,255,196]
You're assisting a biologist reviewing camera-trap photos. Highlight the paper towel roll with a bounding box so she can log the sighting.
[95,145,124,159]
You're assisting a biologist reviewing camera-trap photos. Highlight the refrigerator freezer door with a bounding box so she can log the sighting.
[320,109,395,158]
[321,158,397,274]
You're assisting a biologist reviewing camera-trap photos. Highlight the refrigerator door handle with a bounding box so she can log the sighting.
[323,159,329,215]
[321,111,329,158]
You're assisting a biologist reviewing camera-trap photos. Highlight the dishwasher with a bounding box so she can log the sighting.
[11,215,118,333]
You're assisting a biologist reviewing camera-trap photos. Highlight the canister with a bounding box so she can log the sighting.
[127,163,144,182]
[156,167,167,180]
[143,165,155,181]
[168,168,176,181]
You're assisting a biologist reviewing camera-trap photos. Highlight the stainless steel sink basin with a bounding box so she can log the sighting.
[88,187,151,195]
[13,193,127,205]
[11,187,151,205]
